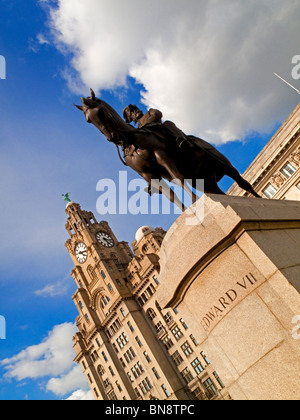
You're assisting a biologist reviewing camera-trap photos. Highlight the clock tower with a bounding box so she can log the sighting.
[65,201,134,321]
[65,201,229,401]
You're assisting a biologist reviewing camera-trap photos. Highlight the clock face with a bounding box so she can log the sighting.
[75,242,88,264]
[96,232,115,248]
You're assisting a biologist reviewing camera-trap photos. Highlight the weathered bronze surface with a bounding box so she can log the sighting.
[75,89,260,209]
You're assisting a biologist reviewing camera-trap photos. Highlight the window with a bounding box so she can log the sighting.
[202,378,218,398]
[143,351,151,363]
[91,350,99,362]
[101,296,111,309]
[190,334,198,346]
[263,183,278,199]
[281,161,297,178]
[163,312,173,324]
[152,367,160,379]
[108,283,113,292]
[135,336,143,347]
[124,347,136,364]
[162,335,174,350]
[161,384,170,398]
[79,301,84,309]
[116,381,122,392]
[116,332,128,349]
[134,387,142,398]
[109,366,115,376]
[101,270,106,279]
[213,371,225,389]
[131,363,144,379]
[119,357,126,368]
[84,313,90,322]
[102,351,108,362]
[181,367,194,384]
[103,378,111,388]
[200,351,210,365]
[193,387,205,400]
[180,318,188,330]
[191,358,205,375]
[120,307,127,318]
[139,377,153,394]
[142,244,149,253]
[98,365,105,376]
[171,350,184,367]
[147,308,157,320]
[127,321,134,332]
[147,284,155,296]
[181,341,193,357]
[153,275,159,285]
[108,391,118,400]
[155,321,164,334]
[127,372,134,383]
[171,325,183,341]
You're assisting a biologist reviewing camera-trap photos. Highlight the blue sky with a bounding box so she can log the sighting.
[0,0,299,400]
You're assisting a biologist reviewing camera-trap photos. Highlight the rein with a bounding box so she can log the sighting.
[115,143,128,167]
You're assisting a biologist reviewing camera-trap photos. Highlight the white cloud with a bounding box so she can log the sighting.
[44,0,300,143]
[0,323,89,398]
[34,279,71,298]
[47,365,91,397]
[66,389,94,401]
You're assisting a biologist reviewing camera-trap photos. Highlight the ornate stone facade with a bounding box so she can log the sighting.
[66,203,230,401]
[228,103,300,200]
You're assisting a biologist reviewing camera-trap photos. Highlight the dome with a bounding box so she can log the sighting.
[135,226,155,243]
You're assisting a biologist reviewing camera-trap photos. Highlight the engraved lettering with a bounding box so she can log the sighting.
[219,296,230,309]
[225,289,237,302]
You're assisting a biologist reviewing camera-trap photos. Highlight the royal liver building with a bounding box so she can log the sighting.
[65,202,230,401]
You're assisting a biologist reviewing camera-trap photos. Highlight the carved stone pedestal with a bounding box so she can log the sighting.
[156,194,300,400]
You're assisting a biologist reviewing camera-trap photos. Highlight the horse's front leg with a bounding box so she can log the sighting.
[151,178,187,212]
[142,173,186,212]
[154,151,198,204]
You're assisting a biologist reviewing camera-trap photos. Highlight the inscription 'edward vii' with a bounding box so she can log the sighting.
[201,273,258,331]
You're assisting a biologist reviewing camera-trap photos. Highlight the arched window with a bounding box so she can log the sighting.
[98,365,105,376]
[101,296,111,309]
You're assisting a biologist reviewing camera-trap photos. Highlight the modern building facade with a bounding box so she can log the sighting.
[65,203,230,400]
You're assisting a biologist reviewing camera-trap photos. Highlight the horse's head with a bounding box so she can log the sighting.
[75,89,133,143]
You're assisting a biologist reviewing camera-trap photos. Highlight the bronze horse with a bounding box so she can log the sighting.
[75,89,260,210]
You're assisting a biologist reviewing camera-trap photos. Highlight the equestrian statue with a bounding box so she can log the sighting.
[75,89,260,211]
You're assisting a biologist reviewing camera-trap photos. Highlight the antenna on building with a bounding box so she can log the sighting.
[274,73,300,95]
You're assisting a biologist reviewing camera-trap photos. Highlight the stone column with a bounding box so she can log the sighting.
[156,194,300,400]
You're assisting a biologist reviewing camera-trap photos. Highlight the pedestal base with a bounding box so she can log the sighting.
[157,194,300,400]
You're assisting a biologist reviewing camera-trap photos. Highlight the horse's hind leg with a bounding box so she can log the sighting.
[202,175,226,195]
[225,167,261,198]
